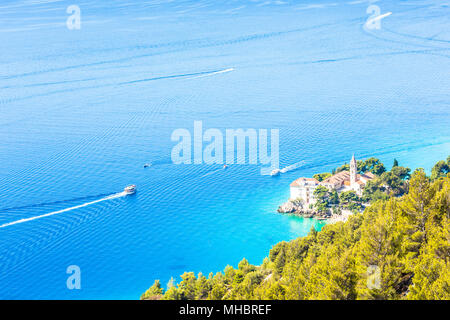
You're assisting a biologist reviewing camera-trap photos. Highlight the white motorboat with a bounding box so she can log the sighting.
[124,185,137,194]
[270,169,281,176]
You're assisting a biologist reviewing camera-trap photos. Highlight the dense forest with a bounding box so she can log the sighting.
[142,157,450,300]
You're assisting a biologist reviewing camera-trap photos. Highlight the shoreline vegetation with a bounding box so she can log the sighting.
[142,156,450,300]
[277,157,412,223]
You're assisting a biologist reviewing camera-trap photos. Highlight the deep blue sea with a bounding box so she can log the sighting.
[0,0,449,299]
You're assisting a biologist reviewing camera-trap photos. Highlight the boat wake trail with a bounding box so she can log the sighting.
[0,192,127,229]
[0,192,115,212]
[185,68,234,80]
[280,161,306,174]
[120,68,234,85]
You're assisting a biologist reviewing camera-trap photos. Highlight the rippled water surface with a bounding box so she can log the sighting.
[0,0,449,299]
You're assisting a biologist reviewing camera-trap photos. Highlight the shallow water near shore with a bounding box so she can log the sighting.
[0,0,449,299]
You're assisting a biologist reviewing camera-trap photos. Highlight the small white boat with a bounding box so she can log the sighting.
[124,185,137,194]
[270,169,281,176]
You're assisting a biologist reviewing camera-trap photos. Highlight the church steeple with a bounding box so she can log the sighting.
[350,154,357,186]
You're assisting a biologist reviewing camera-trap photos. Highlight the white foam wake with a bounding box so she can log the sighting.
[186,68,234,80]
[280,161,306,173]
[369,12,392,23]
[0,192,126,229]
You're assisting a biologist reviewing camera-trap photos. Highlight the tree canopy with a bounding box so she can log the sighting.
[313,172,332,182]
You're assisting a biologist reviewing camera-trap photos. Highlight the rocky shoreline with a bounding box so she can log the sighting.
[277,200,330,219]
[277,200,353,223]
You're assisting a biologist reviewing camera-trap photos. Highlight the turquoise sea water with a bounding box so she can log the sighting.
[0,0,449,299]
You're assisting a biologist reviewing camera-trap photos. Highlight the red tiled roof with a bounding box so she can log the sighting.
[292,168,375,188]
[290,177,319,187]
[321,171,350,185]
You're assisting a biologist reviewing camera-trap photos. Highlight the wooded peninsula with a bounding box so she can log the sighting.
[142,156,450,300]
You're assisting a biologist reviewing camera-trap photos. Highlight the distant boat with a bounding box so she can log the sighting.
[143,163,151,168]
[270,169,281,176]
[124,185,137,194]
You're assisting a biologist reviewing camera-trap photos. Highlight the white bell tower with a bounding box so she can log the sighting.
[350,154,357,187]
